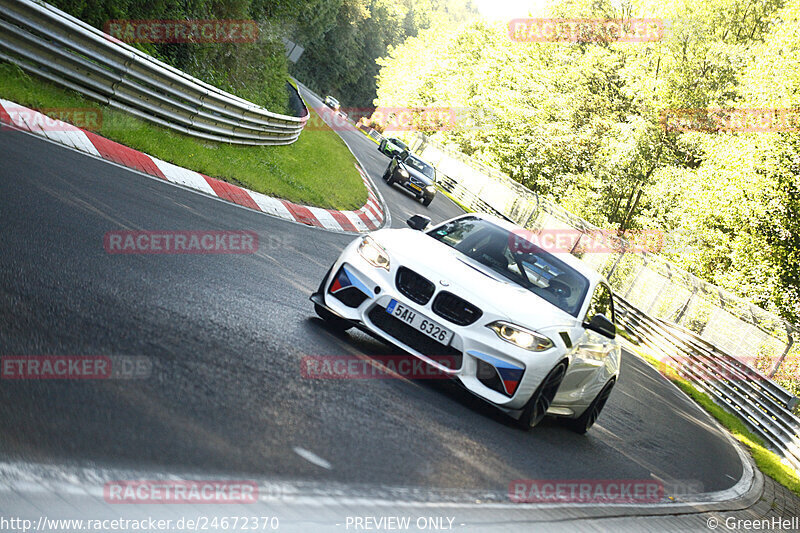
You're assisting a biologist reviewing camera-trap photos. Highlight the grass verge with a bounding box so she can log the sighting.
[0,62,366,210]
[627,343,800,498]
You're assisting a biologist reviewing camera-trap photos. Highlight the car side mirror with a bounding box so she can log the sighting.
[583,314,616,339]
[407,214,431,231]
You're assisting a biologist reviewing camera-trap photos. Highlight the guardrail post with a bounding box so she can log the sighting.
[606,247,627,282]
[769,328,794,379]
[674,287,698,324]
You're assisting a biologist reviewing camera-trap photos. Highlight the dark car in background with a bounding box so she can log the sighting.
[378,136,409,158]
[382,151,437,206]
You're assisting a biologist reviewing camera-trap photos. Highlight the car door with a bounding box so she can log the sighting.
[558,282,618,404]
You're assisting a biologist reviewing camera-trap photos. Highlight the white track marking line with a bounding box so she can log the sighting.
[293,447,333,470]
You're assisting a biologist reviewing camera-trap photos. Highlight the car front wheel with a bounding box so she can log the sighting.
[422,196,433,207]
[516,361,568,429]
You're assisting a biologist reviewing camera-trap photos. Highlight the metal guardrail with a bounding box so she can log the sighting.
[0,0,308,145]
[434,172,511,221]
[616,296,800,472]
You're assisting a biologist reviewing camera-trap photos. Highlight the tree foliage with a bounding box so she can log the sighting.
[291,0,478,109]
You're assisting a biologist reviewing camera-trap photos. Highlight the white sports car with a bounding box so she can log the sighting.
[310,213,620,432]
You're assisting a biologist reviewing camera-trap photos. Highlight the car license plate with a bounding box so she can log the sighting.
[409,183,422,192]
[385,300,454,345]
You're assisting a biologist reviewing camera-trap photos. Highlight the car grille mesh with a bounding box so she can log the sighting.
[432,291,483,326]
[395,267,434,305]
[367,306,462,369]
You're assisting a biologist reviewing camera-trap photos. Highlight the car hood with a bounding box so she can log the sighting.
[373,228,580,331]
[401,164,434,186]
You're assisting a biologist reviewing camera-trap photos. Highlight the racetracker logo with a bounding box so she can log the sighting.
[660,108,800,132]
[508,18,664,43]
[646,354,797,383]
[509,228,663,254]
[103,20,259,43]
[508,479,664,503]
[1,356,151,379]
[310,106,496,132]
[104,480,258,504]
[104,230,258,254]
[301,355,458,379]
[0,107,102,131]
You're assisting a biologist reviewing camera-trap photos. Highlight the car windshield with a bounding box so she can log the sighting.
[388,138,408,150]
[428,217,590,316]
[404,155,435,179]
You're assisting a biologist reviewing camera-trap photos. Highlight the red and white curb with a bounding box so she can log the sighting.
[0,99,386,233]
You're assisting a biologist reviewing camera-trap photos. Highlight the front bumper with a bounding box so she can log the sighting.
[393,172,434,199]
[311,246,566,410]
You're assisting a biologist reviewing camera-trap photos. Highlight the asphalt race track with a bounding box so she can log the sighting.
[0,88,743,502]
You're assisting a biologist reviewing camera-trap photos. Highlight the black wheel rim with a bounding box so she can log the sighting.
[586,382,614,430]
[530,363,567,427]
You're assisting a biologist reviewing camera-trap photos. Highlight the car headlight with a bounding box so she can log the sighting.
[357,236,390,270]
[425,185,435,193]
[398,167,409,177]
[487,321,553,351]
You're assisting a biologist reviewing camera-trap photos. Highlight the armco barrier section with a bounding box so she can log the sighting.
[616,296,800,472]
[0,0,308,145]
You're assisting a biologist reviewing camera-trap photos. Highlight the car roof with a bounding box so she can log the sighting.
[449,212,606,286]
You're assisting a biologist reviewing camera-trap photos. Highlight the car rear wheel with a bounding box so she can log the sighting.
[516,361,568,430]
[564,378,615,434]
